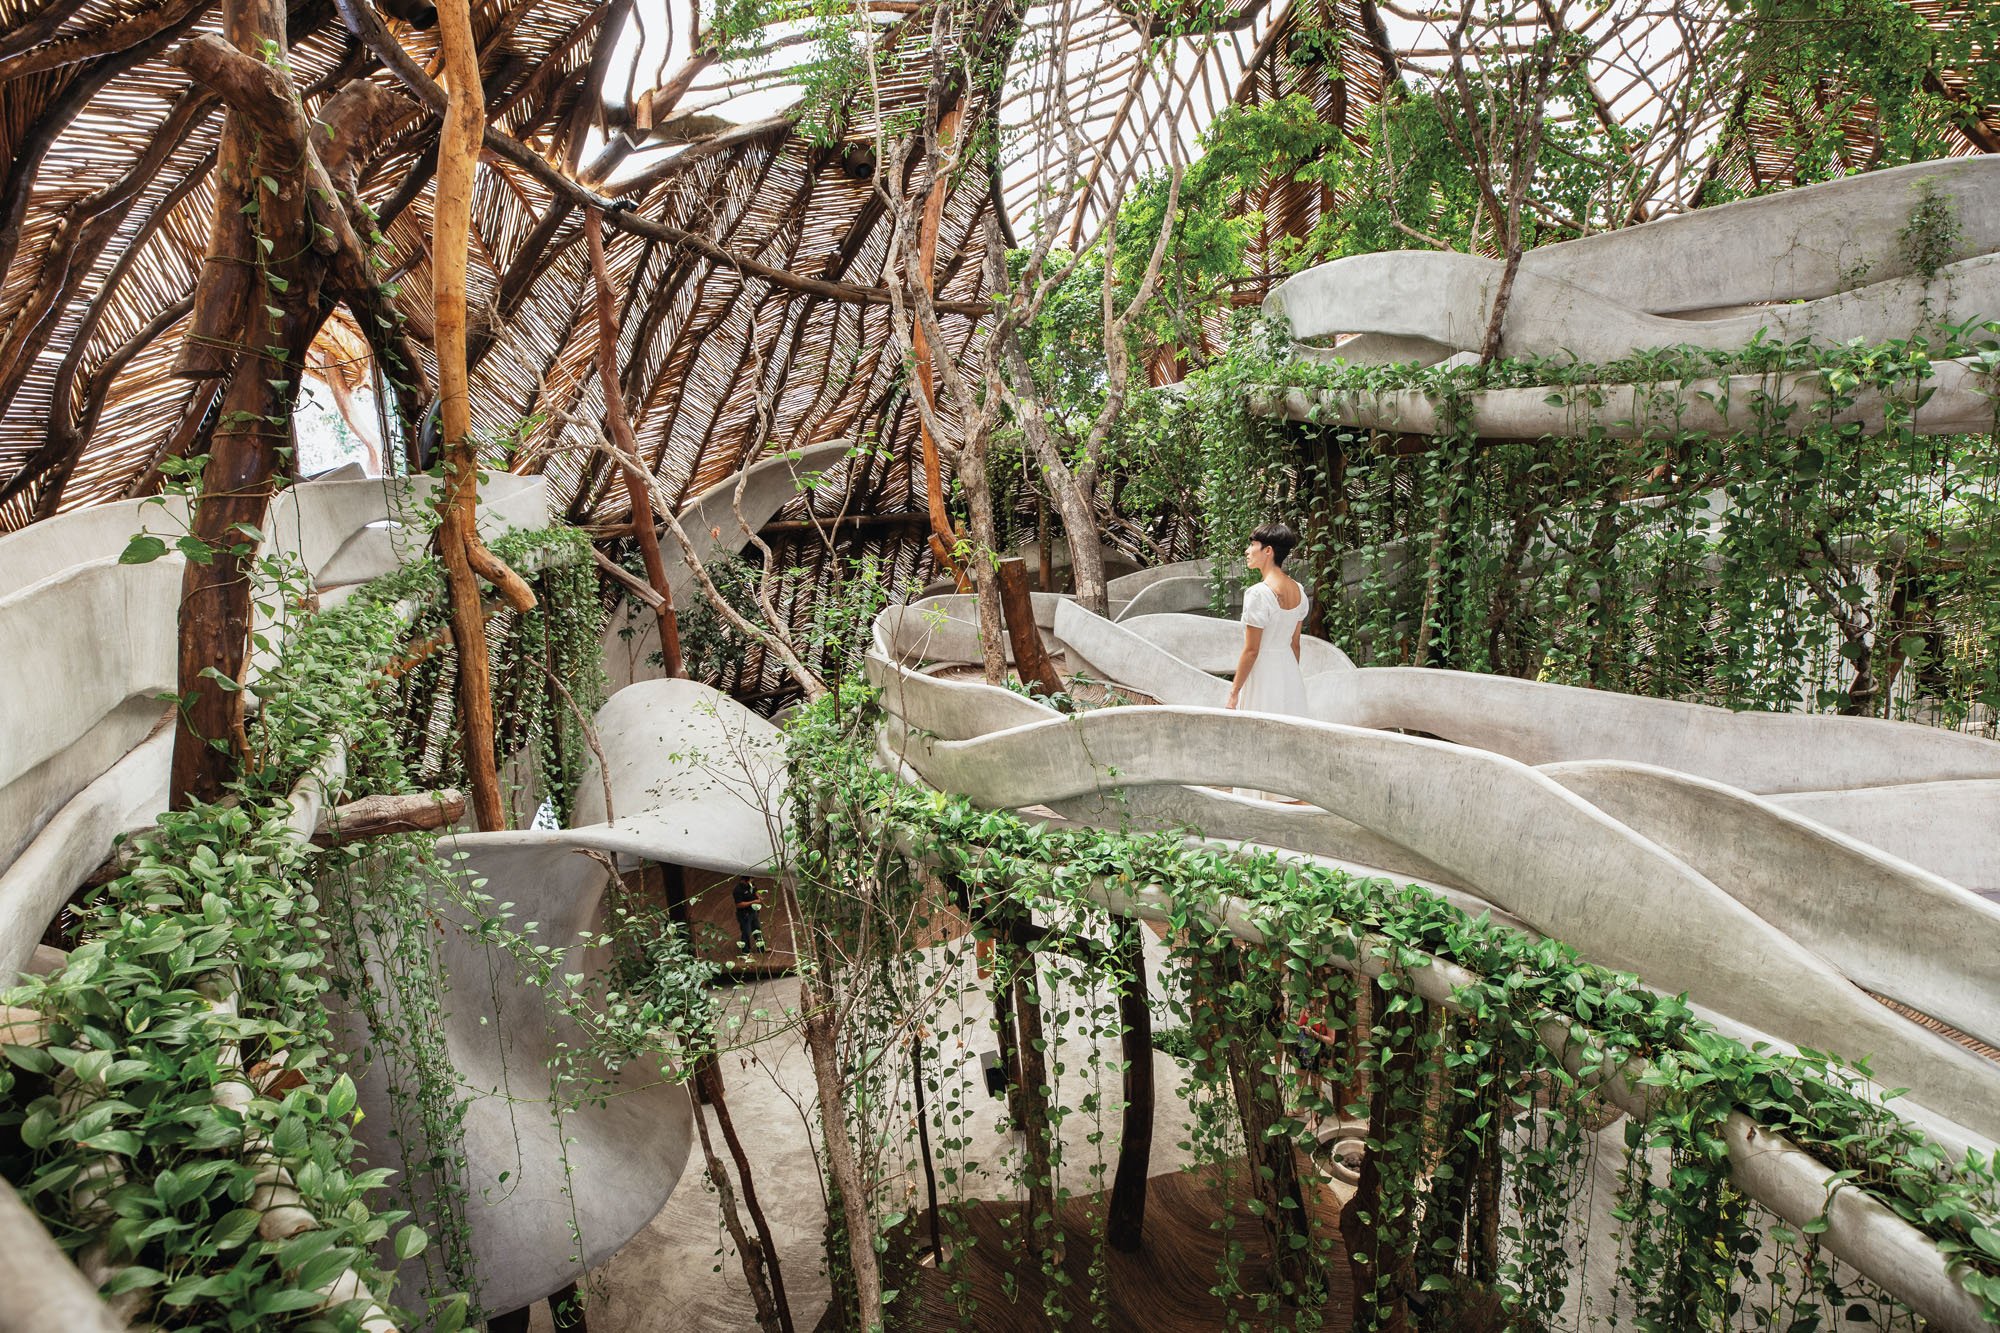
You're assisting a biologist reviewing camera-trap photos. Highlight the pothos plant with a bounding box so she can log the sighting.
[1175,321,2000,729]
[783,685,2000,1331]
[0,519,645,1330]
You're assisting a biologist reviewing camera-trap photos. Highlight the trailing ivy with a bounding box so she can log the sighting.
[0,522,607,1330]
[785,685,2000,1328]
[1168,324,2000,728]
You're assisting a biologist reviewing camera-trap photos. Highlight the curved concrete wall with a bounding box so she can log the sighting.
[1769,780,2000,896]
[886,704,2000,1142]
[1267,157,2000,365]
[1543,760,2000,1047]
[1115,611,1354,675]
[1302,667,2000,794]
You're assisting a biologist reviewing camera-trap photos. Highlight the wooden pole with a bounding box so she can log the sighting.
[584,206,682,677]
[1105,920,1154,1252]
[912,102,966,585]
[434,0,534,831]
[168,0,306,807]
[995,557,1062,697]
[310,789,466,845]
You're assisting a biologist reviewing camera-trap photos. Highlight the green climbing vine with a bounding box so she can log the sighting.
[1168,322,2000,728]
[785,684,2000,1330]
[0,520,626,1330]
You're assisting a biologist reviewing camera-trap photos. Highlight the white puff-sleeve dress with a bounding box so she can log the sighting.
[1234,582,1310,718]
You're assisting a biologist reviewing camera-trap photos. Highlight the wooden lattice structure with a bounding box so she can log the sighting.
[2,0,1995,706]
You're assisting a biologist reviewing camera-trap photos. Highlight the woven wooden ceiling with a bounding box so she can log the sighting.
[1,0,1993,575]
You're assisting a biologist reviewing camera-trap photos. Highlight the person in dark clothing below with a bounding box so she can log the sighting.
[732,879,764,954]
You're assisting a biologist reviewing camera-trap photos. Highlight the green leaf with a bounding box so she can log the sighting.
[198,667,243,694]
[210,1208,261,1251]
[394,1223,427,1260]
[119,534,169,564]
[326,1073,357,1121]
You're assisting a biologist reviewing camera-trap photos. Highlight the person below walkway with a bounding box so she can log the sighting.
[1226,521,1311,801]
[733,879,764,954]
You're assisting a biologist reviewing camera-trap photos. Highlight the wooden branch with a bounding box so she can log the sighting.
[752,512,929,538]
[996,558,1063,698]
[331,0,991,315]
[593,547,663,609]
[586,206,683,676]
[0,0,211,81]
[310,790,466,845]
[434,0,514,832]
[911,100,968,581]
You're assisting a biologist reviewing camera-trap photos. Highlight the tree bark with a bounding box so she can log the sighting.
[956,434,1010,685]
[995,557,1062,698]
[310,789,467,845]
[802,984,885,1331]
[1105,921,1153,1253]
[911,101,967,584]
[1342,977,1422,1332]
[1008,936,1057,1254]
[693,1062,786,1333]
[584,206,683,677]
[167,0,318,807]
[1216,949,1322,1302]
[433,0,534,831]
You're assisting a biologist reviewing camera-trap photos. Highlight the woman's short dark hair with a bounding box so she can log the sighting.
[1249,521,1298,568]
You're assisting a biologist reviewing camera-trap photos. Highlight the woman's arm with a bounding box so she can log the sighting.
[1292,622,1303,661]
[1227,624,1263,708]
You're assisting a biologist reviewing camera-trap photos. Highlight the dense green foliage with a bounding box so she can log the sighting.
[0,522,606,1330]
[787,685,2000,1329]
[1160,326,2000,725]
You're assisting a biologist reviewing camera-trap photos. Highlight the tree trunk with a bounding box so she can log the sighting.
[1105,921,1153,1253]
[434,0,534,830]
[168,0,315,807]
[1343,977,1422,1332]
[912,103,966,585]
[1008,935,1057,1255]
[803,984,885,1330]
[996,558,1062,698]
[584,206,682,677]
[957,438,1009,685]
[1216,950,1321,1302]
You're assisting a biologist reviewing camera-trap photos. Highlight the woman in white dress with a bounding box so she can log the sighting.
[1226,521,1310,719]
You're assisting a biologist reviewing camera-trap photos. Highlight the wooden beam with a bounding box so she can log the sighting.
[753,512,929,538]
[433,0,531,831]
[311,789,466,845]
[996,557,1063,698]
[331,0,992,316]
[586,205,683,676]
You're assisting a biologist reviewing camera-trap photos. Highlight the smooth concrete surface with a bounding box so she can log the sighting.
[1544,760,2000,1046]
[1116,611,1354,675]
[0,724,170,981]
[1054,600,1231,706]
[0,560,180,874]
[1270,248,2000,367]
[1268,157,2000,363]
[879,704,2000,1142]
[563,679,788,876]
[346,833,695,1317]
[1770,780,2000,895]
[1301,667,2000,794]
[1255,355,2000,441]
